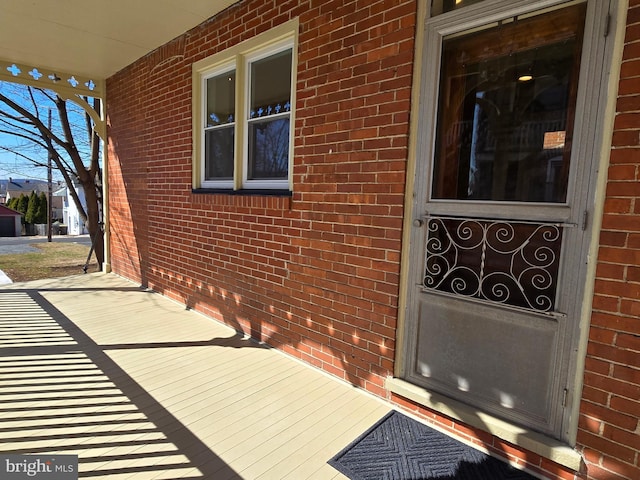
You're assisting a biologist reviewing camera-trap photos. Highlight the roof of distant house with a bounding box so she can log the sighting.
[0,178,64,196]
[0,204,22,216]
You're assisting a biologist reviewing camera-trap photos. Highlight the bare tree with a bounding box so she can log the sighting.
[0,81,104,266]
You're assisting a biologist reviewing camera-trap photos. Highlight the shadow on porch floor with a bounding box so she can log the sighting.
[0,273,390,479]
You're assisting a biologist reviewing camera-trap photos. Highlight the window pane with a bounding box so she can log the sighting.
[206,71,235,127]
[250,49,292,118]
[431,5,586,203]
[205,126,234,180]
[248,117,289,179]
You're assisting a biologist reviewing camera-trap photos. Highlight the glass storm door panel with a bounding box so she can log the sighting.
[431,6,583,204]
[407,3,589,439]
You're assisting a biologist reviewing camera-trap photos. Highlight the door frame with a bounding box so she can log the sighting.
[393,0,626,448]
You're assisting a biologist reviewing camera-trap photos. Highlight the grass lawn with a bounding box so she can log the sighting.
[0,242,100,282]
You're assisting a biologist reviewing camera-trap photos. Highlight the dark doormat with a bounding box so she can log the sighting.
[329,411,539,480]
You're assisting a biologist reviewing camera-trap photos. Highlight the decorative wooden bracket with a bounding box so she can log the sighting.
[0,58,105,140]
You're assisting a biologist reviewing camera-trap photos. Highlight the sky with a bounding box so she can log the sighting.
[0,137,57,181]
[0,80,94,183]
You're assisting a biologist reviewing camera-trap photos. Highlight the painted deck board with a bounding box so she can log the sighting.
[0,273,391,479]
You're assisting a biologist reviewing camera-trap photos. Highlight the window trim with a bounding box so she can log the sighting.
[192,18,298,192]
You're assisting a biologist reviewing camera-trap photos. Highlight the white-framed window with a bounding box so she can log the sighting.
[192,20,298,192]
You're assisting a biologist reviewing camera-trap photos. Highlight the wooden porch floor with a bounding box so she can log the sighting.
[0,273,391,479]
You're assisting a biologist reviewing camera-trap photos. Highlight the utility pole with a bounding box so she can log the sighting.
[47,109,53,242]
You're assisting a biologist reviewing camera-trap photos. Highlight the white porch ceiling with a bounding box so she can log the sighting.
[0,0,239,81]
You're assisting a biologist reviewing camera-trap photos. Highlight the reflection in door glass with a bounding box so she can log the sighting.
[431,6,586,203]
[431,0,485,16]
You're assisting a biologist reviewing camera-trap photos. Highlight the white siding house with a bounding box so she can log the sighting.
[54,184,88,235]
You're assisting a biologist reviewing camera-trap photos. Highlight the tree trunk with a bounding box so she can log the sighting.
[81,179,104,269]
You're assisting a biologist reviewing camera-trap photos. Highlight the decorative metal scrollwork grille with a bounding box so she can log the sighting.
[423,216,563,312]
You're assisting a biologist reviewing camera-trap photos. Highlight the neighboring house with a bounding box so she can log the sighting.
[0,204,21,237]
[51,195,63,222]
[3,1,640,480]
[54,184,88,235]
[2,178,64,220]
[4,178,48,202]
[0,179,9,205]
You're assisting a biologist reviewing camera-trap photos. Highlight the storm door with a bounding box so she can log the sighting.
[403,1,605,439]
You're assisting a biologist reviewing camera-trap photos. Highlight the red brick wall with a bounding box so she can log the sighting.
[107,67,150,284]
[106,1,640,479]
[107,0,415,394]
[577,1,640,479]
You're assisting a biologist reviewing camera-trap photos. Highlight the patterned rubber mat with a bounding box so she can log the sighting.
[329,411,538,480]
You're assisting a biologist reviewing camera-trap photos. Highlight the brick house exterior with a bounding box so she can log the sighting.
[105,1,640,479]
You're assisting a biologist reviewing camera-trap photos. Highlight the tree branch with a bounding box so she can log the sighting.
[0,128,49,150]
[0,146,48,168]
[0,92,68,149]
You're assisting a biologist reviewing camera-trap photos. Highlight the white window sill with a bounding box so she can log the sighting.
[386,377,583,472]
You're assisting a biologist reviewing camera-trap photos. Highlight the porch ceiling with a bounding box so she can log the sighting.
[0,0,238,81]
